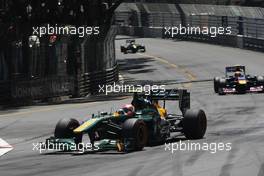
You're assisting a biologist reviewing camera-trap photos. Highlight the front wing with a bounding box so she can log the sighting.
[221,85,264,94]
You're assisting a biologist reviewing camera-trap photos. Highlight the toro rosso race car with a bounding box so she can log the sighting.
[214,65,264,95]
[120,39,146,54]
[44,89,207,153]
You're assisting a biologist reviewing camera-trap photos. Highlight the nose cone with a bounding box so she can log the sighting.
[238,80,247,84]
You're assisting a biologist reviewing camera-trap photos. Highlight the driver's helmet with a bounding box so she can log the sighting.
[117,108,126,115]
[122,104,134,112]
[234,71,241,77]
[122,104,135,117]
[143,99,152,106]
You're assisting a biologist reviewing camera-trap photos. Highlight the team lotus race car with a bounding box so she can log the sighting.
[43,89,207,153]
[214,65,264,95]
[120,39,146,54]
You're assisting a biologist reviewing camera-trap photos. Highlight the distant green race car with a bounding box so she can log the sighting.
[120,39,146,54]
[44,89,207,153]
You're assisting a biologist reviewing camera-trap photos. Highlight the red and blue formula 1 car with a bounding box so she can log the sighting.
[214,65,264,95]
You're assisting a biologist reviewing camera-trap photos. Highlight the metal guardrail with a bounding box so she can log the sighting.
[10,76,75,100]
[0,66,119,105]
[243,37,264,51]
[0,76,74,105]
[77,65,119,97]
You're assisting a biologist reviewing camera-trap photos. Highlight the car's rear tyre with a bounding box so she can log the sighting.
[54,118,82,144]
[122,118,148,151]
[214,77,220,93]
[183,109,207,139]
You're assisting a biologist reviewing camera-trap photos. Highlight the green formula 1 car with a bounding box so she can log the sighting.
[44,89,207,153]
[120,39,146,54]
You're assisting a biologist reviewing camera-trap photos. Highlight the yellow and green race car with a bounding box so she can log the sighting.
[44,89,207,153]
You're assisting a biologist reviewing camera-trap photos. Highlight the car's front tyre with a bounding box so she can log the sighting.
[122,118,148,151]
[54,118,82,144]
[214,77,220,93]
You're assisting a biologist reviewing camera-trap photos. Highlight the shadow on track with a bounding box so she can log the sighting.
[118,57,156,74]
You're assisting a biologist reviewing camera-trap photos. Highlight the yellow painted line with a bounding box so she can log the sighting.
[138,53,170,65]
[170,63,178,68]
[137,53,197,86]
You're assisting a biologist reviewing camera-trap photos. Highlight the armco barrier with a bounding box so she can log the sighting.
[118,26,163,38]
[10,76,75,100]
[243,37,264,52]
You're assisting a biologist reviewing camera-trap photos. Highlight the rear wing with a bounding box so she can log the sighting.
[133,89,190,113]
[126,39,135,43]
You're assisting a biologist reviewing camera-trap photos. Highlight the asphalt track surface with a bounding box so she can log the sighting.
[1,37,264,176]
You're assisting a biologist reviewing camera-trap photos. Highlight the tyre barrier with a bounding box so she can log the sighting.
[77,65,119,97]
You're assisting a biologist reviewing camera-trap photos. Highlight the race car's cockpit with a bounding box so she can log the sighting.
[131,89,190,118]
[225,65,246,78]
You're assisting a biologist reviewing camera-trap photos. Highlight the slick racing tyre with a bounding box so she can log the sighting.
[142,46,146,52]
[214,77,220,93]
[257,76,264,85]
[183,109,207,139]
[122,118,148,151]
[218,78,227,95]
[120,46,125,53]
[219,78,226,87]
[54,118,82,144]
[257,76,264,92]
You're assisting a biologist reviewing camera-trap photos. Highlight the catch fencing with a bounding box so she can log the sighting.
[115,3,264,52]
